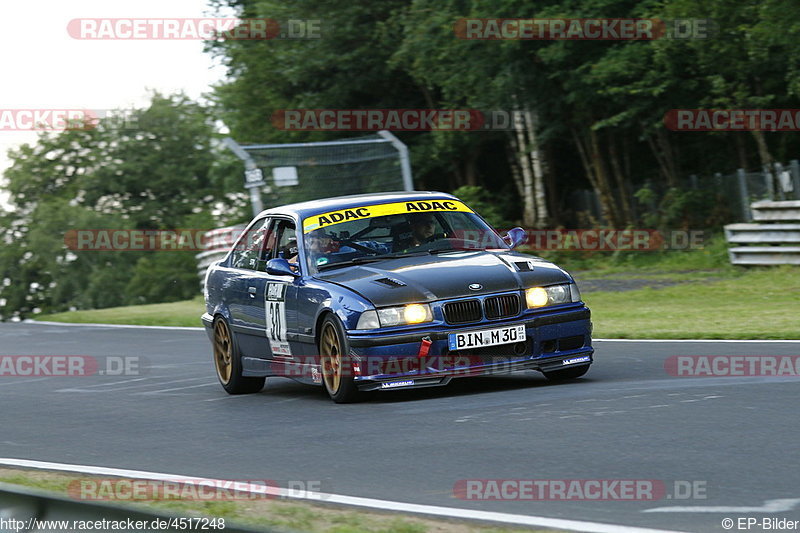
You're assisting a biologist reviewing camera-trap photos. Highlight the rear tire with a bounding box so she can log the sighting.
[212,316,265,394]
[319,315,361,403]
[543,365,590,381]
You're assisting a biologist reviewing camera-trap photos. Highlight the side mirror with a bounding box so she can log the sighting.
[503,227,527,249]
[266,258,300,277]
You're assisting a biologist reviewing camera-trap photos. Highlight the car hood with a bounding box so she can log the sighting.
[314,251,573,307]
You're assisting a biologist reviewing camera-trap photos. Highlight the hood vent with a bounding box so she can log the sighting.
[515,261,534,272]
[374,277,407,288]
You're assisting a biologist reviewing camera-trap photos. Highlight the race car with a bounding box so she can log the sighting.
[202,191,593,403]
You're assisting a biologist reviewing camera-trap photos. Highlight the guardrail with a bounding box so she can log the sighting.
[195,225,246,284]
[725,201,800,265]
[0,482,264,533]
[749,200,800,222]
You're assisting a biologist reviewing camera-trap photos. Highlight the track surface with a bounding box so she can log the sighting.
[1,322,799,532]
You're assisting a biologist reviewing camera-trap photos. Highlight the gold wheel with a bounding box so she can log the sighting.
[213,318,233,385]
[320,323,342,393]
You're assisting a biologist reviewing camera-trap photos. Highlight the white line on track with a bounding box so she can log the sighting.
[644,498,800,513]
[21,320,800,342]
[23,320,204,331]
[0,458,687,533]
[133,382,219,395]
[64,378,150,389]
[56,377,209,393]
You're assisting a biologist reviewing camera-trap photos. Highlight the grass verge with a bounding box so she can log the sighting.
[582,266,800,339]
[0,468,550,533]
[40,296,205,327]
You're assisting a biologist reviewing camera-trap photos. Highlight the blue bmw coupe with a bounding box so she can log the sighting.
[202,191,593,402]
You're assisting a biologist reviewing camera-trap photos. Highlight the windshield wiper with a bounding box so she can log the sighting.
[317,256,386,270]
[316,251,430,271]
[427,246,483,254]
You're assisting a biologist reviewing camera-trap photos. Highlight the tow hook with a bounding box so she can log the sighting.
[418,336,432,357]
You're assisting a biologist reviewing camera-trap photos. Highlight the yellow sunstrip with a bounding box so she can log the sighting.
[303,200,473,233]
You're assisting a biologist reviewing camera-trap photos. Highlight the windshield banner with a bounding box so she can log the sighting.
[302,200,473,233]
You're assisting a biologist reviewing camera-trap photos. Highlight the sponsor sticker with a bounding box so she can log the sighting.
[302,200,472,233]
[563,356,591,365]
[380,380,415,389]
[265,283,292,357]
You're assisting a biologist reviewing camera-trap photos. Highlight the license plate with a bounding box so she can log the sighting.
[448,324,526,351]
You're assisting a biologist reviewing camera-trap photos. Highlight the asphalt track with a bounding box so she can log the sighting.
[1,322,799,533]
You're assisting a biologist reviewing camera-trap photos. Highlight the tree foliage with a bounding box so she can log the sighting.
[0,94,240,319]
[210,0,800,227]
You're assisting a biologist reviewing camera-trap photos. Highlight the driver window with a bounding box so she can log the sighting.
[230,218,274,270]
[272,219,299,262]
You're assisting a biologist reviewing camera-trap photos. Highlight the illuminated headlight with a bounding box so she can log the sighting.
[526,283,581,308]
[377,304,433,327]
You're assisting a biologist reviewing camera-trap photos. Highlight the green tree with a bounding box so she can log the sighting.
[0,94,233,319]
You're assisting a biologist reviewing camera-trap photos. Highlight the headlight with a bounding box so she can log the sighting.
[526,283,581,308]
[377,303,433,327]
[526,287,548,307]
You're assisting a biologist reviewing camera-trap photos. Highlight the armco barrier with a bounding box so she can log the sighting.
[0,481,268,533]
[725,201,800,265]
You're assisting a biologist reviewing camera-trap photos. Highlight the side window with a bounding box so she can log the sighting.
[230,218,273,270]
[271,219,299,261]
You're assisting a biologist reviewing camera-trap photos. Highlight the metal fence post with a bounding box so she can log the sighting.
[377,130,414,191]
[764,165,775,201]
[774,162,786,201]
[223,137,264,217]
[790,160,800,200]
[737,168,751,222]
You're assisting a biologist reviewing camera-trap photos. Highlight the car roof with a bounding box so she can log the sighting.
[256,191,460,219]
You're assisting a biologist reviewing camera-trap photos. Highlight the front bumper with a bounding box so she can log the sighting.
[355,352,593,391]
[347,304,593,391]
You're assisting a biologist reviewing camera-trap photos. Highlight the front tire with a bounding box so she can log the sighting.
[319,315,361,403]
[213,316,265,394]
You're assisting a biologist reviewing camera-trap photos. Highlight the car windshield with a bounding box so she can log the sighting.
[301,201,509,273]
